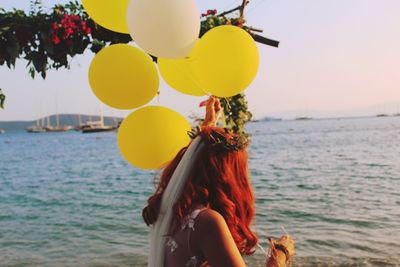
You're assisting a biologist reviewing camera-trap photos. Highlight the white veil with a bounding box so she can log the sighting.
[148,136,204,267]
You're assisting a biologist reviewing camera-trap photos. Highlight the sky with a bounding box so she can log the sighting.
[0,0,399,121]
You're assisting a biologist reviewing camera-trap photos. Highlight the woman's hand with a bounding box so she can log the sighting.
[275,235,295,257]
[266,235,295,267]
[201,96,222,127]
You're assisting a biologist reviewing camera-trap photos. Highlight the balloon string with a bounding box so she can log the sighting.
[168,58,231,128]
[174,57,211,97]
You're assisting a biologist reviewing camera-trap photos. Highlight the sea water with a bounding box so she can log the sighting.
[0,117,399,266]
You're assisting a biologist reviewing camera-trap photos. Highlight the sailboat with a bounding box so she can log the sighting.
[75,114,85,131]
[81,106,116,134]
[45,114,71,132]
[26,117,46,133]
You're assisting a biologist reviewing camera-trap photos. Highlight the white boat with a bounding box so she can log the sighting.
[0,128,5,134]
[26,118,46,133]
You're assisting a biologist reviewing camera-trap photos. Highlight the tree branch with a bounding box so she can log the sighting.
[217,1,249,17]
[253,34,280,47]
[239,0,248,20]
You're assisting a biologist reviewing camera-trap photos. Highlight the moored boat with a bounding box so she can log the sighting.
[45,125,72,132]
[45,113,72,132]
[376,114,389,117]
[81,105,118,134]
[26,118,46,133]
[26,125,46,133]
[295,117,313,120]
[81,123,116,133]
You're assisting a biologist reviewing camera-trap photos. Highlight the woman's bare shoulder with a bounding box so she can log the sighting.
[193,209,233,248]
[196,209,227,233]
[192,209,246,267]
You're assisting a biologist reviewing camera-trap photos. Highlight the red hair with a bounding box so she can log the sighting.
[142,127,258,255]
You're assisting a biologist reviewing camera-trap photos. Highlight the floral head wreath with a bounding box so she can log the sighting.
[188,126,249,152]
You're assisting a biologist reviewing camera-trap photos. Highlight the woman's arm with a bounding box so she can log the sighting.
[193,209,246,267]
[193,209,294,267]
[201,96,222,127]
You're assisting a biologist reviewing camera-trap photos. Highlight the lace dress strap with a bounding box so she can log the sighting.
[184,207,207,267]
[182,207,207,231]
[165,207,208,267]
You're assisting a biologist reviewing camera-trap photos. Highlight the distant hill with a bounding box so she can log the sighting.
[0,114,122,131]
[262,102,400,120]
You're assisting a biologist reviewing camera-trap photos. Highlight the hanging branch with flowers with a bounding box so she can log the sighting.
[0,0,278,79]
[0,1,131,79]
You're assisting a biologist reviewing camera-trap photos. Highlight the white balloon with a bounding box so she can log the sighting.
[126,0,200,59]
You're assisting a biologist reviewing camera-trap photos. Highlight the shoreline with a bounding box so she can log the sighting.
[2,254,399,267]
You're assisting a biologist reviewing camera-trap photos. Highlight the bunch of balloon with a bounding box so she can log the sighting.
[84,0,260,170]
[83,0,196,170]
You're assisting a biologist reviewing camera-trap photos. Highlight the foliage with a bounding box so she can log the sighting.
[0,1,131,79]
[200,13,243,37]
[220,94,252,135]
[0,88,5,109]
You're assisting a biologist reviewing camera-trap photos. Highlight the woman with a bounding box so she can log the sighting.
[143,97,294,267]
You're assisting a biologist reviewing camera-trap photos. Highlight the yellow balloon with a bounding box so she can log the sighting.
[158,57,205,96]
[82,0,129,33]
[89,44,159,110]
[118,106,191,170]
[190,25,259,97]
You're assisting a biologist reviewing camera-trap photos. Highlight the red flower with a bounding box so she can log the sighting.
[52,22,59,31]
[61,14,68,24]
[52,34,61,45]
[70,22,78,29]
[84,27,91,35]
[63,27,75,39]
[71,15,81,21]
[60,14,78,29]
[201,9,218,17]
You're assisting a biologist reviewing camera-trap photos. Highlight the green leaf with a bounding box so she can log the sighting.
[0,91,5,109]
